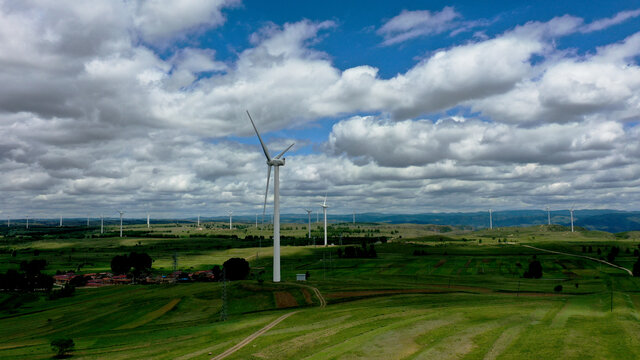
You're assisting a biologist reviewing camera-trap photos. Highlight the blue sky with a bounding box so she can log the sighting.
[1,0,640,218]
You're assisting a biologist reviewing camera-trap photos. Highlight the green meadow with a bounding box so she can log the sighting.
[1,223,640,359]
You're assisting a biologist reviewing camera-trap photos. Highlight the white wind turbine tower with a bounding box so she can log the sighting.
[546,206,551,225]
[489,209,493,230]
[59,215,63,227]
[197,214,200,227]
[26,215,29,229]
[147,212,150,229]
[305,209,313,239]
[570,206,575,233]
[248,111,295,283]
[100,214,104,234]
[321,195,329,246]
[117,210,124,238]
[228,210,233,230]
[87,215,90,227]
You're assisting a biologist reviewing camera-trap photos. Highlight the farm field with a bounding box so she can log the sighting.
[1,223,640,359]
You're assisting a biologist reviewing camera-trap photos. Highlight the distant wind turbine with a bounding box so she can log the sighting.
[87,215,90,227]
[305,209,313,239]
[546,206,551,225]
[101,214,104,234]
[228,210,233,230]
[26,215,29,229]
[197,214,200,227]
[489,209,493,230]
[321,195,329,246]
[147,212,150,229]
[248,111,294,283]
[570,206,575,233]
[117,210,124,237]
[59,215,63,227]
[353,210,355,225]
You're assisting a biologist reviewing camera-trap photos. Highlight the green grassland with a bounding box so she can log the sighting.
[1,222,640,359]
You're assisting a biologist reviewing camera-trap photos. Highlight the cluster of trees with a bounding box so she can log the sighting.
[412,249,428,256]
[606,246,621,263]
[337,243,377,258]
[110,252,153,275]
[523,256,543,279]
[0,259,53,291]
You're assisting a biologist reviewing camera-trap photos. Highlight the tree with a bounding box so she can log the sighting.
[223,258,250,281]
[51,338,74,358]
[211,265,222,281]
[633,258,640,277]
[554,284,563,292]
[110,255,130,274]
[129,252,152,273]
[524,256,542,279]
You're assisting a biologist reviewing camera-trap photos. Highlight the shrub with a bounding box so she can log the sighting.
[51,338,74,358]
[554,285,563,292]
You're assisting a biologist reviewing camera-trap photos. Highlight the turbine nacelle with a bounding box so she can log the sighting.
[268,158,285,166]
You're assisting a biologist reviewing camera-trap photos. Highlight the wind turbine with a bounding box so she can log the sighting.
[26,215,29,229]
[197,214,200,227]
[59,215,63,227]
[147,212,150,229]
[248,111,294,283]
[87,215,90,227]
[100,214,104,234]
[321,195,328,246]
[228,210,233,230]
[305,209,313,239]
[352,210,355,225]
[117,210,124,237]
[489,209,493,230]
[570,206,574,233]
[546,206,551,225]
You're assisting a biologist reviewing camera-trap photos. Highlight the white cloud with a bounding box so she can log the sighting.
[133,0,240,41]
[1,2,640,216]
[377,7,461,45]
[581,8,640,33]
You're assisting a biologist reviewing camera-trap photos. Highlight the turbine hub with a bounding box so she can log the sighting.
[268,158,285,166]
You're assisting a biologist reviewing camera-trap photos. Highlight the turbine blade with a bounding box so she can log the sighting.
[323,193,327,206]
[274,143,295,159]
[247,111,272,161]
[263,165,272,216]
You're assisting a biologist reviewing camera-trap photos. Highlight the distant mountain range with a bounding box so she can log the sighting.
[12,210,640,233]
[227,210,640,233]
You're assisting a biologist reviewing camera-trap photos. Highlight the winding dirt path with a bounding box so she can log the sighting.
[211,311,299,360]
[283,282,327,308]
[521,244,632,276]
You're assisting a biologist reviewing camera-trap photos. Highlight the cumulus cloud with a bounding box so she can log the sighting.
[1,2,640,217]
[133,0,240,41]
